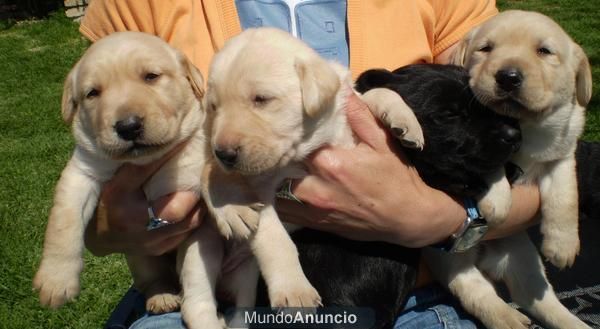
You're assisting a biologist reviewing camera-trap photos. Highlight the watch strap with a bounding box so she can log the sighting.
[433,198,488,253]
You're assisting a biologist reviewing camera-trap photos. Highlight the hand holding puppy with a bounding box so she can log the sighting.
[85,147,205,256]
[277,91,466,247]
[277,90,540,248]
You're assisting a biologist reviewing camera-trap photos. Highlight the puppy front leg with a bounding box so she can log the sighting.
[177,222,225,329]
[33,157,105,308]
[359,88,424,149]
[478,168,512,226]
[481,233,590,329]
[220,255,259,329]
[126,254,180,314]
[424,247,531,329]
[202,162,263,240]
[251,205,321,308]
[539,156,580,268]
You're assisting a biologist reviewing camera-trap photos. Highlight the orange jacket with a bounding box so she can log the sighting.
[80,0,497,79]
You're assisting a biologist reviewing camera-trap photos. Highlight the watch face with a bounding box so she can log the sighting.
[453,225,489,253]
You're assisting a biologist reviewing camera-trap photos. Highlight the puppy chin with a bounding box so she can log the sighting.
[223,155,282,176]
[101,141,173,164]
[473,87,546,120]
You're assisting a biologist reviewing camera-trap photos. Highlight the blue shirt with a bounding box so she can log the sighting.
[235,0,349,67]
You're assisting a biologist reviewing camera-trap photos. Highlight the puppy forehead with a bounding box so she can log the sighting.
[476,11,569,47]
[210,49,304,99]
[209,28,315,95]
[78,32,179,82]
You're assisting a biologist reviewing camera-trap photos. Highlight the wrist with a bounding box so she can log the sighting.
[426,189,468,245]
[388,186,466,248]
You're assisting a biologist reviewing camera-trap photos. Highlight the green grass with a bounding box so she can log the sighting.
[0,2,598,328]
[0,13,131,329]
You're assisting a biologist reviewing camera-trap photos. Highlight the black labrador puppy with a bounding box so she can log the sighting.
[253,64,522,329]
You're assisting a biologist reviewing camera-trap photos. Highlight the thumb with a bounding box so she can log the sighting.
[345,91,389,150]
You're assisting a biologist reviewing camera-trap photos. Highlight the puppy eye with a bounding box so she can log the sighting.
[478,45,493,53]
[86,88,100,99]
[209,103,217,112]
[537,47,553,55]
[144,72,161,82]
[253,95,272,106]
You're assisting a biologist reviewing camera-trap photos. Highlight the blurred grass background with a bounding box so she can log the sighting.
[0,1,598,328]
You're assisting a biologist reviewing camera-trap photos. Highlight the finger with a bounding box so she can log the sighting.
[146,232,192,256]
[345,92,390,150]
[276,198,335,227]
[302,147,340,178]
[278,201,361,239]
[143,206,205,255]
[290,175,337,210]
[151,192,201,223]
[110,142,188,192]
[146,204,204,241]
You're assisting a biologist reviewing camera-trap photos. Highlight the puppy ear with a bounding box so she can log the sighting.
[450,27,478,67]
[355,69,394,93]
[61,63,79,124]
[573,44,592,107]
[295,56,341,118]
[178,51,205,101]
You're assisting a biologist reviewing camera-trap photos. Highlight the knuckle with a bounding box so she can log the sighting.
[156,193,199,221]
[160,199,188,220]
[307,190,336,211]
[313,152,345,178]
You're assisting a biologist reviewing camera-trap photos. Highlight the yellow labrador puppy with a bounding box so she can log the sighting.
[185,27,423,322]
[425,10,592,329]
[33,32,207,313]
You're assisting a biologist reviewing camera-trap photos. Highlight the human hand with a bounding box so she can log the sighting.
[85,145,205,256]
[276,91,466,248]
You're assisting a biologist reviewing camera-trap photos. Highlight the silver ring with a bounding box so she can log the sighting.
[146,206,173,231]
[276,178,303,204]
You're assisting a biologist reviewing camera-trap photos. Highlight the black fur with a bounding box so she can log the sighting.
[576,140,600,220]
[255,64,523,329]
[355,64,522,198]
[255,230,420,329]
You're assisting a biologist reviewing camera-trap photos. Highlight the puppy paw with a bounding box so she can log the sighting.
[33,260,81,308]
[478,304,530,329]
[146,292,181,314]
[269,279,322,308]
[390,125,425,150]
[478,193,511,227]
[498,307,531,329]
[212,204,261,240]
[478,200,509,226]
[361,88,424,150]
[541,232,580,268]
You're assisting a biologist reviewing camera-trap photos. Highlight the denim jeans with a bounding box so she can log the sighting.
[107,285,481,329]
[393,285,481,329]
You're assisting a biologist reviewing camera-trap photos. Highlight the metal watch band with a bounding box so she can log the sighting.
[434,198,488,253]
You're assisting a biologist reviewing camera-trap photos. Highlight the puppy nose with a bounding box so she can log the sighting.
[500,126,521,146]
[214,148,239,168]
[115,115,143,141]
[495,68,523,92]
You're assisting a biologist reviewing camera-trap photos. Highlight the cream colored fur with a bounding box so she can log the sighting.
[178,28,423,328]
[33,32,207,313]
[426,10,592,329]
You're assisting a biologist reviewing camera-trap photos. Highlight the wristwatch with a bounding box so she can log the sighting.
[436,198,488,253]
